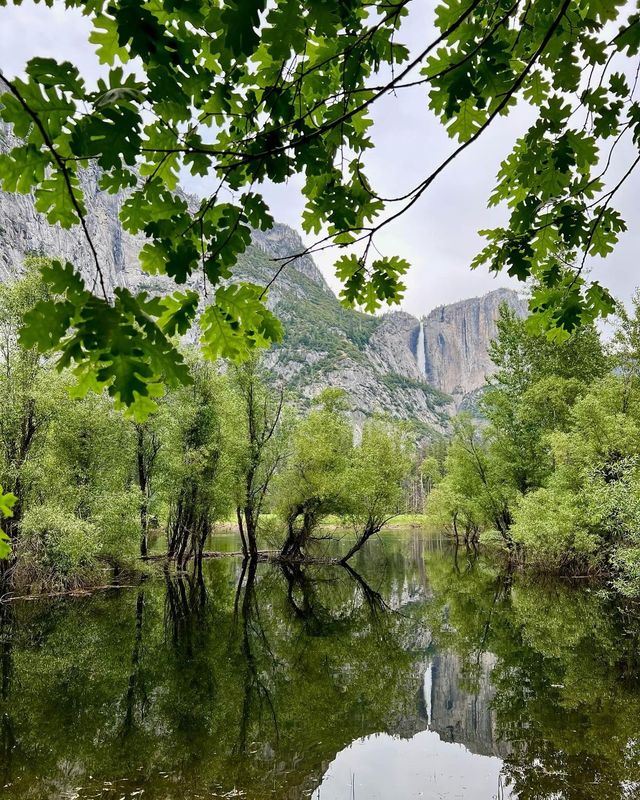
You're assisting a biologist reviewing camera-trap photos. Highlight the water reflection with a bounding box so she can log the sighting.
[0,530,638,799]
[314,729,511,800]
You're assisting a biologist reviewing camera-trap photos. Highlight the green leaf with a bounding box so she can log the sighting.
[446,98,486,142]
[200,283,282,361]
[0,486,17,519]
[89,14,131,64]
[26,57,85,94]
[20,297,76,351]
[34,171,85,228]
[70,105,142,168]
[157,290,200,336]
[221,0,268,58]
[0,531,11,560]
[0,145,49,194]
[588,208,627,257]
[615,13,640,55]
[242,192,274,231]
[19,261,192,422]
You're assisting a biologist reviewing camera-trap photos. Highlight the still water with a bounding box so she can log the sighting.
[1,530,639,799]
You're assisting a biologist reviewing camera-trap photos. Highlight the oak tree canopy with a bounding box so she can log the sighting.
[0,0,638,416]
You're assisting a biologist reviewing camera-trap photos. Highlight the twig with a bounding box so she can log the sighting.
[0,72,108,298]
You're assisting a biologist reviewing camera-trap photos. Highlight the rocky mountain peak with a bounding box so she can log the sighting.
[0,124,524,433]
[366,311,423,381]
[252,224,330,291]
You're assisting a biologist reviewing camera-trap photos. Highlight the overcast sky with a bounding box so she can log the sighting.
[1,1,637,317]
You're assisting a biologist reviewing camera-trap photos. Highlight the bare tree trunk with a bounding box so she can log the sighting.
[136,427,149,558]
[238,498,258,559]
[237,506,248,558]
[280,505,310,560]
[244,504,258,559]
[339,521,379,564]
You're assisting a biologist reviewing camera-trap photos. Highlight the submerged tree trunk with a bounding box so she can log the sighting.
[167,482,210,570]
[235,556,258,756]
[340,519,382,564]
[164,562,207,650]
[121,590,145,738]
[280,506,318,560]
[0,603,14,787]
[342,562,387,615]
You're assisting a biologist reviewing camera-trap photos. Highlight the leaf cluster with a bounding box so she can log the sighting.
[0,0,638,408]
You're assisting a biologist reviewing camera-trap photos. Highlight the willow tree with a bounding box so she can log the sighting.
[339,420,411,563]
[0,0,636,419]
[0,265,54,568]
[229,356,285,559]
[275,391,353,560]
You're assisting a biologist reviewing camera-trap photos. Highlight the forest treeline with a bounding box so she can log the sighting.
[3,259,640,598]
[0,260,412,588]
[425,298,640,597]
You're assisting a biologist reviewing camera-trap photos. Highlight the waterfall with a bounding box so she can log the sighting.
[416,321,426,378]
[423,661,433,726]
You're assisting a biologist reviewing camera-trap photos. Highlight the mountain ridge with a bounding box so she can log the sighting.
[0,124,525,432]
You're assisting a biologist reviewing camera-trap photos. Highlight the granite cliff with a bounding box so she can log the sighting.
[420,289,529,402]
[428,651,511,758]
[0,123,524,431]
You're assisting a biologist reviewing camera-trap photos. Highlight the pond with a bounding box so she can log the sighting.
[1,529,639,799]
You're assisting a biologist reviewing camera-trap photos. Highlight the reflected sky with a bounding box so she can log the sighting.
[315,729,511,800]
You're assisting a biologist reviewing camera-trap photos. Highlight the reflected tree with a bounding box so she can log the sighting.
[424,549,640,799]
[164,563,208,653]
[0,602,15,788]
[120,589,147,740]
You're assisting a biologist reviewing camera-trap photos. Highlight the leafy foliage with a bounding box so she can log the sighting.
[0,487,17,519]
[427,299,640,595]
[0,486,17,558]
[339,419,412,559]
[0,269,417,570]
[0,0,637,409]
[275,390,354,557]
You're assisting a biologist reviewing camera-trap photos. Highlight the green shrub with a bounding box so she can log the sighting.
[612,547,640,597]
[91,489,142,563]
[21,504,100,576]
[511,487,600,571]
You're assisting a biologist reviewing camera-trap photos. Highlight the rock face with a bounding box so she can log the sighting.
[366,311,423,381]
[0,125,521,432]
[428,651,510,758]
[420,289,528,401]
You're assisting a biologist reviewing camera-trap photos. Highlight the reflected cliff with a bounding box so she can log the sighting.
[0,531,638,799]
[428,651,509,759]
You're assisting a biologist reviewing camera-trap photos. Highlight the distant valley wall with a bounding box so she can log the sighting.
[420,289,528,400]
[0,122,524,432]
